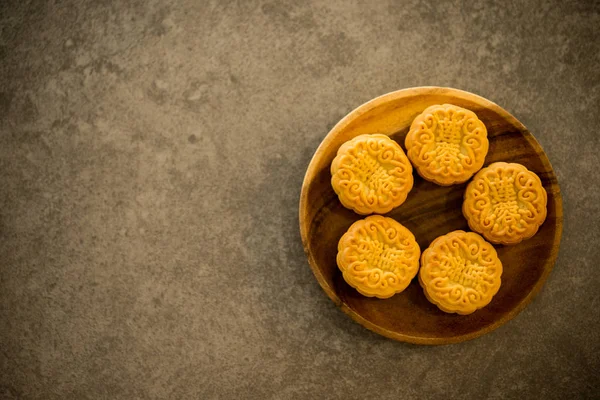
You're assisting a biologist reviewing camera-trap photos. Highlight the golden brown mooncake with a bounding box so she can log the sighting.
[405,104,489,186]
[331,134,413,215]
[463,162,548,245]
[337,215,420,299]
[419,230,502,315]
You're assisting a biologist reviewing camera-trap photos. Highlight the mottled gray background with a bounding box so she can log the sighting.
[0,0,599,399]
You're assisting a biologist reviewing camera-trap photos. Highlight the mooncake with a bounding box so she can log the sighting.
[331,134,413,215]
[337,215,420,299]
[463,162,547,245]
[405,104,489,185]
[419,230,502,315]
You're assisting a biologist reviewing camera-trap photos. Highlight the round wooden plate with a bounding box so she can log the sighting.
[299,87,563,345]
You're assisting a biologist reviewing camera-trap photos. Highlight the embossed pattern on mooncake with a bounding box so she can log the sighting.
[419,230,502,315]
[331,134,413,215]
[337,216,420,299]
[463,162,547,245]
[405,104,489,185]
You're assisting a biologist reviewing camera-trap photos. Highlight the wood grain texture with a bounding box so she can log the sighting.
[299,87,563,345]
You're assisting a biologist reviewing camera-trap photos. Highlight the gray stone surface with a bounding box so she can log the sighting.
[0,0,599,399]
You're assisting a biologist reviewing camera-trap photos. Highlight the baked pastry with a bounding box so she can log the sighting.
[419,230,502,315]
[463,162,547,245]
[337,215,420,299]
[405,104,489,185]
[331,134,413,215]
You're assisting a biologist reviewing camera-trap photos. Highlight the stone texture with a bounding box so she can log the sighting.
[0,0,599,399]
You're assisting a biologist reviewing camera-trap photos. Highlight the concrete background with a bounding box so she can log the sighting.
[1,0,599,399]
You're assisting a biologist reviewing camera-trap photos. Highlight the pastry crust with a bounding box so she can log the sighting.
[331,134,413,215]
[419,230,502,315]
[405,104,489,185]
[462,162,547,245]
[337,216,420,299]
